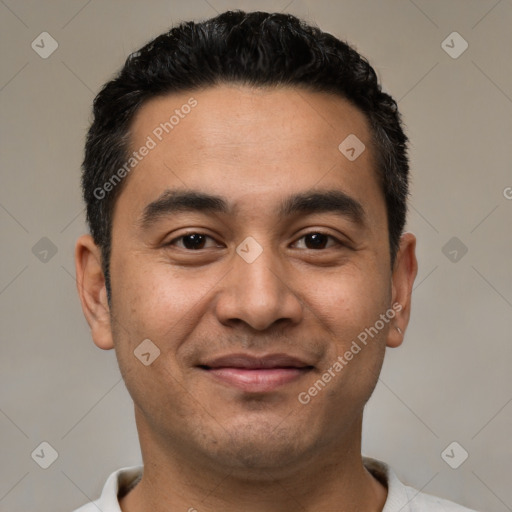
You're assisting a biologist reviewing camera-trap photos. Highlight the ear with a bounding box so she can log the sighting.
[386,232,418,348]
[74,234,114,350]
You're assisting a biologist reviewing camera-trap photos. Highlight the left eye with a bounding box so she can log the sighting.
[166,232,341,251]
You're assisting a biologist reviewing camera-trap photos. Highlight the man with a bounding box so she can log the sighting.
[73,10,478,512]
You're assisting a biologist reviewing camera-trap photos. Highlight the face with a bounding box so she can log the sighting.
[76,84,417,476]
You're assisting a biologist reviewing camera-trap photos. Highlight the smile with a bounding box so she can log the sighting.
[198,353,314,392]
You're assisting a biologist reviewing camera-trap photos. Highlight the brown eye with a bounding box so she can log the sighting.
[168,233,217,250]
[293,232,341,250]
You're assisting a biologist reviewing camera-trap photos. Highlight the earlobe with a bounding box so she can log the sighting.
[74,234,114,350]
[387,232,418,349]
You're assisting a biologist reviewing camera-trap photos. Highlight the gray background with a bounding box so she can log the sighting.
[1,1,511,511]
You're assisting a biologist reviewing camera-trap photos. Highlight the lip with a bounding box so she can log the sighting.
[198,353,314,392]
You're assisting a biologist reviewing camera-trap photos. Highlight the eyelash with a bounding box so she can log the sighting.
[165,231,344,250]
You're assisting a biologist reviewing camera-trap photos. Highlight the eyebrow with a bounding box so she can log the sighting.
[139,188,366,229]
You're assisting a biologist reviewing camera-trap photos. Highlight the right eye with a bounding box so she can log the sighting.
[165,232,221,250]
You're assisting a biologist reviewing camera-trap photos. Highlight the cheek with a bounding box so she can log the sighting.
[302,262,390,334]
[108,260,200,422]
[110,255,219,353]
[302,261,390,389]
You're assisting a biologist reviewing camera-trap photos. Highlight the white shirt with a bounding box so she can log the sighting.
[72,457,479,511]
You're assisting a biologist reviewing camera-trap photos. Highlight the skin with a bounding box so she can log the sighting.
[75,84,417,512]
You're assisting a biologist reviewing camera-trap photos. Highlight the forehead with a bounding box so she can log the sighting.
[115,84,384,226]
[131,84,372,163]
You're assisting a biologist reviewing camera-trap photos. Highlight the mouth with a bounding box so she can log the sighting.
[197,353,314,393]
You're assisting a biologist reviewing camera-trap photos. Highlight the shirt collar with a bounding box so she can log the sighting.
[94,457,410,511]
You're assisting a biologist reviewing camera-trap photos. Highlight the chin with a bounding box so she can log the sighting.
[202,417,316,475]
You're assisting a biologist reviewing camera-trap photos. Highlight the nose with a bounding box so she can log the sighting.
[214,243,303,331]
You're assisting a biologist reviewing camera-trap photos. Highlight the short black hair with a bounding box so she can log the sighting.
[82,10,409,301]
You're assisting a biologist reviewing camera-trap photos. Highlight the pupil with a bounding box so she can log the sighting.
[183,234,205,250]
[181,234,327,250]
[306,233,327,249]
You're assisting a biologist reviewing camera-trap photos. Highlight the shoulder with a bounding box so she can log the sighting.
[400,481,480,511]
[362,456,480,512]
[70,465,143,512]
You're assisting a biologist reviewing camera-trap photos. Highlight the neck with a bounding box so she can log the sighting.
[120,412,387,512]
